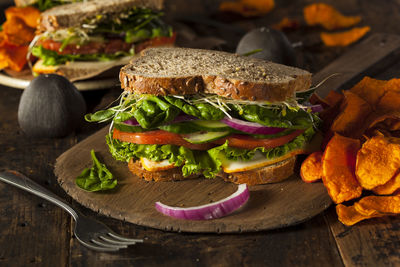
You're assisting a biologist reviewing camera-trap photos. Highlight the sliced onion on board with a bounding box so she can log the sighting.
[221,117,285,135]
[155,184,250,220]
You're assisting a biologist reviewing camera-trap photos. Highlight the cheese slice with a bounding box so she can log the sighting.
[221,149,307,173]
[140,158,176,172]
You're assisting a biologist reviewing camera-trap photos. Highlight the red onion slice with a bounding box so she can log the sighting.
[221,117,285,135]
[302,104,323,113]
[155,184,250,220]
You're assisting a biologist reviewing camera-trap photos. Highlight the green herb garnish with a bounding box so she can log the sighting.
[76,150,117,192]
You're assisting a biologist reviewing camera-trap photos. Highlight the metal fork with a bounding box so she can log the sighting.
[0,170,142,252]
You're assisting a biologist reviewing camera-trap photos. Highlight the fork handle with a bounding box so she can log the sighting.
[0,170,79,220]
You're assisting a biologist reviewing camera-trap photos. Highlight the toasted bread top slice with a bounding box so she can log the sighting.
[120,47,312,102]
[39,0,164,32]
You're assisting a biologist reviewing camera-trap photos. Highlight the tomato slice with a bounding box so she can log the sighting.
[112,129,215,150]
[212,130,305,149]
[135,32,176,53]
[39,33,176,55]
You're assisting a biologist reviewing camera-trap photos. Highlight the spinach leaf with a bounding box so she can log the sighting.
[230,104,318,129]
[76,150,117,192]
[133,96,180,128]
[164,96,225,120]
[85,109,116,123]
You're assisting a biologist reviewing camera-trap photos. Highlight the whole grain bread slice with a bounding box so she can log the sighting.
[39,0,163,32]
[127,156,295,184]
[120,47,312,102]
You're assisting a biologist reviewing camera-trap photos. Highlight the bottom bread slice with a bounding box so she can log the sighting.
[128,156,295,185]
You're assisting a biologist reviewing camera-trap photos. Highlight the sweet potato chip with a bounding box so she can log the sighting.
[5,6,40,28]
[300,151,323,183]
[355,195,400,214]
[0,41,28,71]
[355,135,400,190]
[303,3,361,30]
[324,90,345,107]
[349,76,387,107]
[272,17,300,31]
[320,26,370,47]
[336,204,384,226]
[2,16,35,46]
[219,0,274,17]
[322,133,362,203]
[366,113,400,138]
[377,90,400,113]
[373,172,400,195]
[331,91,373,138]
[384,78,400,92]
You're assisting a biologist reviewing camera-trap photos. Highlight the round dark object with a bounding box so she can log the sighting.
[236,27,297,66]
[18,74,87,138]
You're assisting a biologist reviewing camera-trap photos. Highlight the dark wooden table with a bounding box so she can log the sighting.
[0,0,399,266]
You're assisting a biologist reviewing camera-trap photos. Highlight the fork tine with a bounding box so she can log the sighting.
[108,232,144,243]
[77,239,120,252]
[100,234,139,245]
[91,237,128,250]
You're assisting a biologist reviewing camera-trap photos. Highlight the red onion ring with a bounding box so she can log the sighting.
[221,117,285,135]
[155,184,250,220]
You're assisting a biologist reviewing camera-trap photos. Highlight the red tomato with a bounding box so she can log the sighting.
[212,130,305,149]
[39,33,176,55]
[112,129,214,151]
[40,39,104,55]
[135,32,176,53]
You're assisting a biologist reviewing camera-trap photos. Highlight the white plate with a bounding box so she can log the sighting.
[0,72,119,91]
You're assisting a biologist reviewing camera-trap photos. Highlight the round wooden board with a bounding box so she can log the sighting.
[54,127,332,233]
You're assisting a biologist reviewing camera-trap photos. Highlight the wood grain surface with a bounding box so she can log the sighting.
[54,127,331,233]
[1,0,400,266]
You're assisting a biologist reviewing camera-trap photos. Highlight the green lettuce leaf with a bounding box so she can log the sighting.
[106,127,316,178]
[32,45,132,66]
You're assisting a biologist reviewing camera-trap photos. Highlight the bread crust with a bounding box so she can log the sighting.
[219,157,296,185]
[120,48,312,102]
[128,159,200,182]
[39,0,164,32]
[127,157,295,185]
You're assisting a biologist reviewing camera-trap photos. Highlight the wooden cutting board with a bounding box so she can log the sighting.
[55,33,400,233]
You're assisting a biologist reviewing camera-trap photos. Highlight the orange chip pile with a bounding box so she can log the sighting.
[0,6,40,71]
[219,0,274,17]
[301,76,400,225]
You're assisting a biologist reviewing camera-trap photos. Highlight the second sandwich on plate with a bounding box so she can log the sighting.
[86,47,322,185]
[29,0,175,81]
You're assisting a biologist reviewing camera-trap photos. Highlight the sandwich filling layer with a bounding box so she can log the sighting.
[86,92,320,178]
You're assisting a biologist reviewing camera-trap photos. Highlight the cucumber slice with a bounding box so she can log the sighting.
[182,131,230,144]
[113,122,149,132]
[191,120,231,131]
